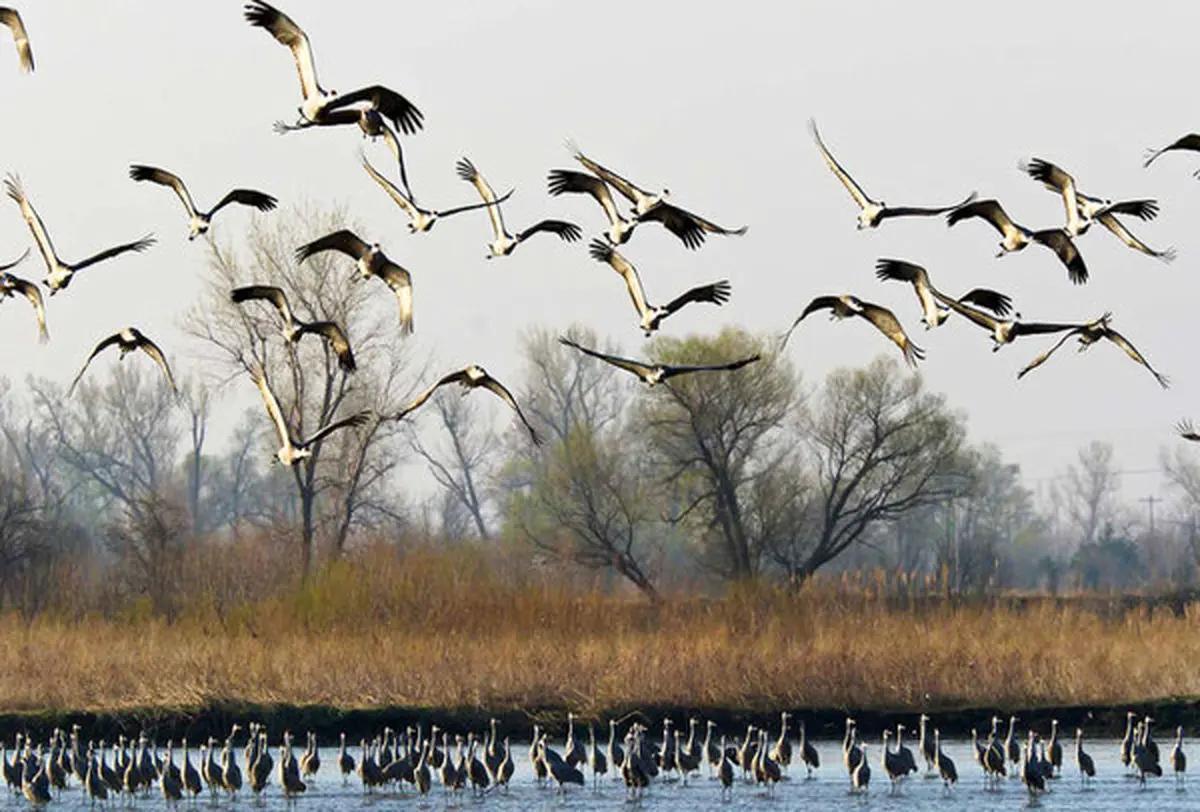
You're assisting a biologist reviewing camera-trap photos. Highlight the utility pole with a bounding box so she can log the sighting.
[1140,495,1161,535]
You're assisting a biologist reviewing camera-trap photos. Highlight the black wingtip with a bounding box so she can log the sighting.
[586,237,611,261]
[454,158,476,181]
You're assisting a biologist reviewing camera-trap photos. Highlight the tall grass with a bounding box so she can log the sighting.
[4,539,1199,714]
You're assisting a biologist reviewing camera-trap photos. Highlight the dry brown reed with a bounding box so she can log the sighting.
[3,539,1199,715]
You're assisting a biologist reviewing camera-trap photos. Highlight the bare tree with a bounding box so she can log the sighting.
[185,205,414,576]
[936,444,1042,591]
[1163,445,1200,509]
[178,378,210,534]
[1057,440,1122,546]
[30,363,184,523]
[407,393,499,540]
[105,495,190,620]
[790,356,968,581]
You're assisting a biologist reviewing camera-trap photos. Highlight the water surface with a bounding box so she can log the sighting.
[4,739,1191,810]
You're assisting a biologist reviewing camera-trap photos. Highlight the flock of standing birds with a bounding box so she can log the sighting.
[1,711,1191,805]
[1,3,1199,458]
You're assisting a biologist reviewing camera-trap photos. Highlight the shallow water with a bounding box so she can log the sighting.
[3,740,1192,810]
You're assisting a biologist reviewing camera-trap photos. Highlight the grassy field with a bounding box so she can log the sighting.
[4,543,1200,724]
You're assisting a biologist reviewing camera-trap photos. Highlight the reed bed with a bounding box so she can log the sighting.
[2,543,1198,715]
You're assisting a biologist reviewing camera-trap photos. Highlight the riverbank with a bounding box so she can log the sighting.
[5,548,1200,743]
[1,699,1198,747]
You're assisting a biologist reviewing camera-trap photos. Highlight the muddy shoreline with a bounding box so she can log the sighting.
[1,699,1196,744]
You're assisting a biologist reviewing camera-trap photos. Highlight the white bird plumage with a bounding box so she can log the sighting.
[0,7,32,73]
[456,157,582,258]
[247,362,372,466]
[587,238,731,336]
[5,174,156,295]
[130,165,277,241]
[69,327,177,396]
[295,230,414,334]
[392,365,541,445]
[244,0,423,135]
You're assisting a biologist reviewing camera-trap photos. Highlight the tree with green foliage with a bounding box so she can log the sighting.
[502,327,659,596]
[639,328,797,580]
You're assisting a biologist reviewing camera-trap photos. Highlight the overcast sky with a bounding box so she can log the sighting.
[0,1,1197,514]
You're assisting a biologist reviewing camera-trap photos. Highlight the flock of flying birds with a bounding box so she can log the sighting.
[0,3,771,464]
[0,4,1199,467]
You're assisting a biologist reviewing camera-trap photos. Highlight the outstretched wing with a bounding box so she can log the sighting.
[68,333,123,395]
[295,229,370,263]
[250,363,293,448]
[780,295,845,348]
[1031,229,1088,285]
[479,374,541,446]
[1016,330,1079,381]
[1020,158,1081,232]
[875,258,942,325]
[515,219,582,245]
[360,149,418,219]
[930,290,1001,333]
[662,280,732,316]
[455,157,506,240]
[231,284,293,325]
[0,8,32,73]
[1102,327,1169,389]
[296,320,356,373]
[3,273,47,342]
[208,189,278,218]
[671,203,747,237]
[859,302,925,367]
[1009,320,1088,338]
[876,192,979,221]
[958,288,1013,317]
[0,247,29,273]
[1102,199,1158,221]
[568,142,652,206]
[588,238,651,321]
[5,174,58,271]
[376,263,414,335]
[72,235,156,273]
[547,169,624,227]
[1144,134,1200,168]
[435,189,515,218]
[1095,213,1175,263]
[129,165,197,218]
[874,258,929,286]
[244,0,321,102]
[945,199,1017,237]
[135,332,178,395]
[661,354,763,380]
[393,370,471,421]
[325,85,424,135]
[639,202,746,250]
[299,410,374,448]
[371,118,413,201]
[808,119,872,210]
[557,336,656,379]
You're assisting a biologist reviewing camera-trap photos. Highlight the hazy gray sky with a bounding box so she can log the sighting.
[1,1,1197,511]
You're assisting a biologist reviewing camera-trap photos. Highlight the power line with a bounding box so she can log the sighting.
[1140,495,1162,534]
